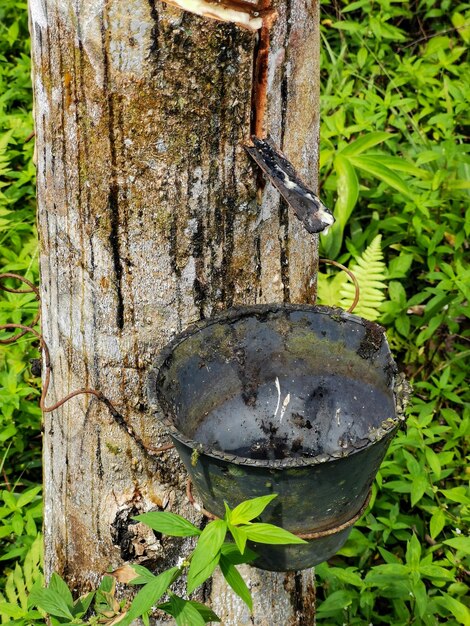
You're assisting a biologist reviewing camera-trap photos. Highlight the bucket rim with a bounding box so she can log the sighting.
[147,303,404,469]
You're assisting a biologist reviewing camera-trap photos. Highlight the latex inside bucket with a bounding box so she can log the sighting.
[151,305,398,467]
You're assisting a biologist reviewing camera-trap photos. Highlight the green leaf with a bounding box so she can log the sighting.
[411,578,428,619]
[188,553,221,596]
[395,314,410,337]
[321,152,360,257]
[419,564,454,581]
[340,131,393,156]
[3,491,18,511]
[0,546,27,561]
[405,534,421,571]
[430,509,446,540]
[389,281,406,305]
[16,486,41,508]
[129,564,158,585]
[348,155,415,199]
[11,512,24,535]
[317,590,355,614]
[378,546,400,563]
[48,573,74,609]
[328,567,363,587]
[365,154,430,178]
[0,601,25,618]
[167,600,221,624]
[220,542,257,565]
[443,537,470,555]
[28,587,74,619]
[410,475,428,506]
[134,511,201,537]
[435,593,470,624]
[357,47,367,67]
[439,487,470,505]
[187,520,227,594]
[159,595,206,626]
[229,494,277,525]
[240,523,307,545]
[365,563,409,585]
[425,447,442,478]
[316,271,348,308]
[228,523,248,555]
[0,424,16,442]
[219,555,253,610]
[452,11,470,44]
[334,154,359,225]
[73,591,95,618]
[388,253,414,279]
[98,575,115,593]
[120,567,179,626]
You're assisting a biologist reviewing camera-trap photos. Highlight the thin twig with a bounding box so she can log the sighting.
[401,23,469,49]
[23,131,36,143]
[2,469,11,492]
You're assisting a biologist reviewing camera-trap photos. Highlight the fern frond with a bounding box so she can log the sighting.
[0,534,43,622]
[340,234,387,321]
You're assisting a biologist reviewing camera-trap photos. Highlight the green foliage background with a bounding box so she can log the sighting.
[0,0,469,624]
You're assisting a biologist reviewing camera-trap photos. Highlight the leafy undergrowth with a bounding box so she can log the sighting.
[315,1,469,624]
[0,0,469,625]
[0,1,42,619]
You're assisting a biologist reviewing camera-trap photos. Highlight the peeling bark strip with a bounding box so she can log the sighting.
[30,0,320,622]
[250,0,273,137]
[161,0,277,32]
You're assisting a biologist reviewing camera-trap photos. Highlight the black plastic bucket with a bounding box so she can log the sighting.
[148,304,401,571]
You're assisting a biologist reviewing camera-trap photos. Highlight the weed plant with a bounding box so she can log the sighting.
[0,0,469,624]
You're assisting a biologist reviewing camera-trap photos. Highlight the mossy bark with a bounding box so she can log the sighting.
[30,0,320,622]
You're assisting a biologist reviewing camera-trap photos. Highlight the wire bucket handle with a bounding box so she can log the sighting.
[318,258,360,314]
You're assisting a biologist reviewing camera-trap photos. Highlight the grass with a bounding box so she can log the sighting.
[0,0,469,624]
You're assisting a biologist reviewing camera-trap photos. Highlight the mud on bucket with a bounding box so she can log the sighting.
[147,304,405,571]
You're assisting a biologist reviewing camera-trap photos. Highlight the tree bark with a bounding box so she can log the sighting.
[29,0,320,622]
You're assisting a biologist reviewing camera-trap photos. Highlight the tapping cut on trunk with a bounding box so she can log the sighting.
[250,0,275,137]
[160,0,277,32]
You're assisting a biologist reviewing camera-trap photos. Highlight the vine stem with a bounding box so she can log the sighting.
[0,273,174,455]
[0,273,41,344]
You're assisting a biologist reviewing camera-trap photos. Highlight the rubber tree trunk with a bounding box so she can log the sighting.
[29,0,319,623]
